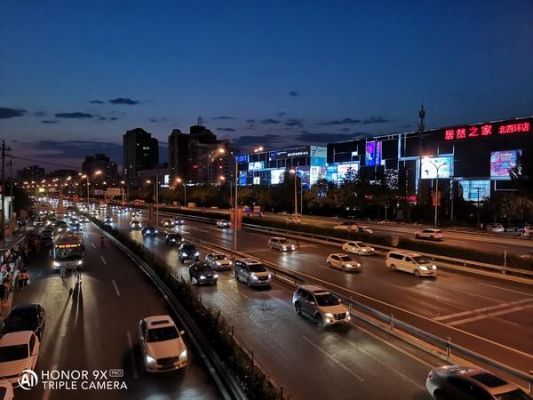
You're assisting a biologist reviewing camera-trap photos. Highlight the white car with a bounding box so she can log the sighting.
[0,331,40,386]
[326,253,362,272]
[333,222,359,231]
[0,381,13,400]
[205,253,232,271]
[268,237,297,251]
[161,219,173,228]
[174,218,185,226]
[130,220,142,229]
[216,220,231,228]
[522,224,532,238]
[292,285,350,326]
[139,315,187,372]
[386,251,437,277]
[415,228,444,241]
[485,223,505,233]
[342,241,375,255]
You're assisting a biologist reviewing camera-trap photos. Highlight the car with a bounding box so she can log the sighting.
[165,233,183,245]
[54,220,69,233]
[142,226,158,237]
[130,220,142,229]
[103,216,113,225]
[178,243,200,264]
[415,228,444,241]
[234,259,272,287]
[0,381,13,400]
[0,331,40,387]
[356,225,373,234]
[40,234,54,247]
[69,222,82,232]
[79,215,87,223]
[385,251,437,277]
[523,224,533,238]
[485,223,505,233]
[333,221,359,231]
[32,219,43,227]
[138,315,187,372]
[268,237,297,251]
[205,253,232,270]
[286,215,300,223]
[189,262,218,285]
[426,364,532,400]
[173,218,185,226]
[1,304,46,339]
[216,219,231,228]
[161,219,173,228]
[326,253,362,272]
[342,241,375,255]
[292,285,350,326]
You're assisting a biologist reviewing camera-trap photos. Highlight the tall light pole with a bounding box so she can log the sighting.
[424,158,447,228]
[146,176,159,227]
[289,168,298,217]
[214,148,238,251]
[81,170,102,208]
[175,177,187,206]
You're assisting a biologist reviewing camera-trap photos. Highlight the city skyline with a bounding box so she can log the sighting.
[1,1,532,172]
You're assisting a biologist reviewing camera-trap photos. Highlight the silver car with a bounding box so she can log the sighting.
[292,285,350,326]
[268,237,297,251]
[326,253,362,272]
[205,253,232,271]
[234,259,272,288]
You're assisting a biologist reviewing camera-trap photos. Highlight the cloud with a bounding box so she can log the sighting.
[212,116,235,120]
[318,118,361,126]
[260,118,280,124]
[89,100,104,104]
[217,128,236,132]
[109,97,140,105]
[295,131,360,143]
[55,112,93,119]
[0,107,26,119]
[277,112,287,117]
[246,119,255,124]
[22,140,122,162]
[286,119,304,127]
[41,120,58,124]
[33,111,47,117]
[363,116,392,124]
[148,117,167,123]
[341,127,351,131]
[234,134,282,147]
[289,91,299,97]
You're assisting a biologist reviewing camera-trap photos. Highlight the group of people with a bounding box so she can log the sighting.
[0,245,31,307]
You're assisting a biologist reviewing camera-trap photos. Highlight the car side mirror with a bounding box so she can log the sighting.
[180,330,185,336]
[309,301,315,305]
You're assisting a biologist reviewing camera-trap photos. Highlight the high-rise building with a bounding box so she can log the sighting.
[123,128,159,184]
[81,154,119,184]
[168,129,190,181]
[17,165,45,183]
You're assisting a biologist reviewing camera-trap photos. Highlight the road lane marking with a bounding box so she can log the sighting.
[112,280,121,296]
[42,363,58,400]
[478,283,533,297]
[448,303,533,326]
[100,256,107,265]
[126,331,139,379]
[91,242,96,249]
[434,298,533,321]
[302,335,364,382]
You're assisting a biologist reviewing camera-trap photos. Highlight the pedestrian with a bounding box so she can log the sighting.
[16,269,24,291]
[21,269,30,288]
[60,265,66,282]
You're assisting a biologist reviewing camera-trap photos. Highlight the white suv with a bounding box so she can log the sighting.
[139,315,187,372]
[268,237,297,251]
[415,228,444,241]
[0,331,40,386]
[342,241,375,255]
[292,285,350,326]
[386,251,437,277]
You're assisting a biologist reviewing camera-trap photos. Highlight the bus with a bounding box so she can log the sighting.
[52,232,85,271]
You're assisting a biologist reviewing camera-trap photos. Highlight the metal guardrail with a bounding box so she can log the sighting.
[186,233,533,393]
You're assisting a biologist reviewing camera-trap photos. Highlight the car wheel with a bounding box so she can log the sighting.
[189,274,194,284]
[247,278,252,287]
[414,269,421,278]
[295,303,302,315]
[234,271,239,281]
[390,264,396,271]
[315,313,323,326]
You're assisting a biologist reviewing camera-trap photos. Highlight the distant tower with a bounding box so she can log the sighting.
[417,100,426,203]
[197,116,204,127]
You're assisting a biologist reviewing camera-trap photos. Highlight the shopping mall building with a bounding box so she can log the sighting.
[237,115,532,203]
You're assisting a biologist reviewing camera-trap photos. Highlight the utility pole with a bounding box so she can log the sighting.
[417,102,426,206]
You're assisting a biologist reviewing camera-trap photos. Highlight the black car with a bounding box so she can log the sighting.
[1,304,46,339]
[178,243,200,264]
[165,233,183,245]
[141,226,158,237]
[55,220,69,232]
[189,262,218,285]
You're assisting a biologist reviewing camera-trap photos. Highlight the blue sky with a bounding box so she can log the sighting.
[1,0,532,172]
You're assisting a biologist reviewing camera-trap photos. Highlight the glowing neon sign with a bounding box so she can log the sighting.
[444,121,530,141]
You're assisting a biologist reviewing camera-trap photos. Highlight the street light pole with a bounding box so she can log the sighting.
[426,160,446,228]
[155,175,159,228]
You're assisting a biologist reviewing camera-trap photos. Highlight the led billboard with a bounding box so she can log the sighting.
[459,180,490,202]
[248,161,265,171]
[270,169,285,185]
[365,141,382,167]
[490,150,520,179]
[421,156,453,179]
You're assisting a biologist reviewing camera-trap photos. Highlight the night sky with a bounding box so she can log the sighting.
[1,0,532,172]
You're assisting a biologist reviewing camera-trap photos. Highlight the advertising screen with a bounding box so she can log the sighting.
[421,156,453,179]
[459,180,490,202]
[236,154,248,163]
[490,150,520,179]
[337,162,359,181]
[161,174,170,187]
[253,176,261,185]
[270,169,285,185]
[326,165,338,183]
[248,161,265,171]
[239,171,248,186]
[365,141,382,167]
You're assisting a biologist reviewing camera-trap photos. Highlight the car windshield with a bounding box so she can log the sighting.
[214,255,226,260]
[197,264,212,272]
[315,293,340,306]
[413,256,430,264]
[147,326,179,342]
[249,264,266,272]
[168,234,180,239]
[339,256,352,262]
[496,389,531,400]
[276,239,287,244]
[182,245,196,252]
[0,344,28,362]
[8,309,36,324]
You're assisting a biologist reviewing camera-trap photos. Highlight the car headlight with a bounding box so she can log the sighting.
[194,251,199,256]
[431,265,437,270]
[53,261,60,267]
[77,260,83,265]
[171,238,176,242]
[267,273,272,279]
[228,261,233,265]
[324,313,334,319]
[356,263,361,267]
[213,274,218,279]
[182,253,188,257]
[419,266,428,270]
[251,273,259,280]
[199,275,206,280]
[145,355,157,366]
[215,262,221,266]
[154,230,158,233]
[345,264,352,268]
[179,349,187,361]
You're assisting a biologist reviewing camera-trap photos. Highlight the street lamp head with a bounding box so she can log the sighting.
[146,180,152,184]
[175,177,182,184]
[120,180,125,184]
[81,174,87,179]
[289,168,296,174]
[218,175,225,181]
[66,176,72,181]
[94,170,102,176]
[217,147,226,154]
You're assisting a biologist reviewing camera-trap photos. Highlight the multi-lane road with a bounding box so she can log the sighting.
[12,223,219,400]
[101,206,532,398]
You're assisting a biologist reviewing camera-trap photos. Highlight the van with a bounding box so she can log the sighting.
[385,251,437,277]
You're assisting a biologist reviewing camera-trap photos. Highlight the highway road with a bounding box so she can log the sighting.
[104,209,447,400]
[110,208,533,374]
[12,223,219,400]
